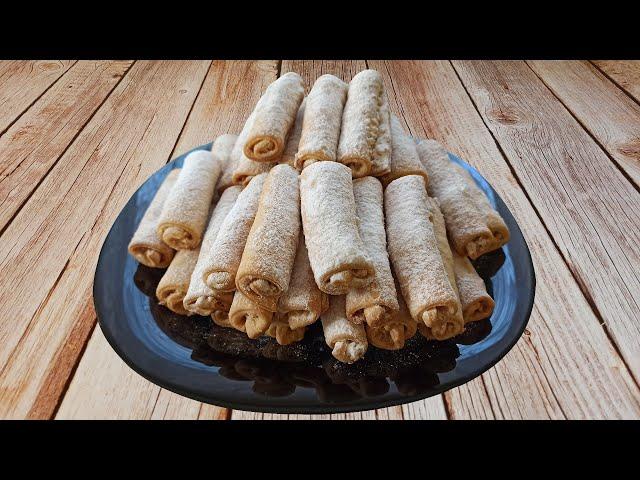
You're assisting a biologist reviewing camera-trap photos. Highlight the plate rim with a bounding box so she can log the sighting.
[93,144,536,415]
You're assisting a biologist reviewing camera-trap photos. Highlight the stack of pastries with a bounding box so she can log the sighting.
[128,69,509,364]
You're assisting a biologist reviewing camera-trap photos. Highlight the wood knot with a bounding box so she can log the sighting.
[179,89,187,94]
[40,62,60,71]
[617,139,640,160]
[488,108,519,125]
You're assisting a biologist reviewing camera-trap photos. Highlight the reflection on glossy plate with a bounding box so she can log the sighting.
[94,143,535,414]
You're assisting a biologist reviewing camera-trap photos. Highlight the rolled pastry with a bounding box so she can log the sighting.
[277,236,329,330]
[157,150,221,250]
[231,111,275,186]
[337,69,391,178]
[236,164,301,311]
[346,177,399,327]
[416,139,510,259]
[264,321,306,346]
[365,281,417,350]
[322,295,368,364]
[452,249,495,323]
[128,169,180,268]
[213,134,239,194]
[183,186,241,315]
[243,72,305,162]
[295,75,348,169]
[211,310,232,328]
[156,249,199,315]
[228,290,274,339]
[202,173,267,292]
[381,115,429,187]
[279,98,306,167]
[182,248,231,315]
[384,175,464,340]
[422,196,464,339]
[300,161,375,294]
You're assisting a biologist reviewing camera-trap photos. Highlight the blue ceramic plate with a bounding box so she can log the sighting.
[94,143,535,414]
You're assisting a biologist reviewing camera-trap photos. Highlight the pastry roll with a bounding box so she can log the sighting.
[243,72,305,162]
[416,139,510,259]
[228,290,274,339]
[452,250,495,323]
[421,197,464,338]
[233,158,275,187]
[202,173,267,292]
[337,69,392,178]
[277,236,329,330]
[236,164,301,311]
[279,99,306,167]
[213,134,239,194]
[264,321,306,346]
[365,281,417,350]
[212,310,232,328]
[231,111,275,186]
[295,75,348,169]
[384,175,464,340]
[322,295,368,364]
[300,161,375,294]
[346,177,399,326]
[183,186,241,315]
[157,150,221,250]
[128,169,180,268]
[156,249,199,315]
[182,248,232,315]
[381,115,429,187]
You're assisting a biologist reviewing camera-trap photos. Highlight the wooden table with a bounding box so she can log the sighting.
[1,60,639,420]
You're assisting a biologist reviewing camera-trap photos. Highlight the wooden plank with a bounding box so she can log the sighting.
[0,61,75,134]
[282,59,368,92]
[56,328,227,419]
[527,60,640,186]
[402,397,448,420]
[0,60,211,419]
[452,60,640,388]
[592,61,640,104]
[173,61,279,155]
[0,60,133,231]
[368,60,640,419]
[56,60,279,420]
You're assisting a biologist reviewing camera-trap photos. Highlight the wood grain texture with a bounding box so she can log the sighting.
[0,60,133,231]
[56,329,227,419]
[369,60,640,419]
[281,59,368,93]
[592,60,640,104]
[527,60,640,186]
[173,60,279,155]
[0,61,211,419]
[452,60,640,387]
[0,61,75,134]
[56,61,279,420]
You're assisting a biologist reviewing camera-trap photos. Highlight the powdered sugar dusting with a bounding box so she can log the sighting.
[296,75,347,168]
[157,150,221,249]
[244,72,305,162]
[337,70,392,177]
[236,164,301,310]
[300,161,374,294]
[416,139,509,258]
[128,169,180,267]
[346,176,399,326]
[202,173,267,291]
